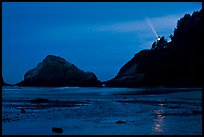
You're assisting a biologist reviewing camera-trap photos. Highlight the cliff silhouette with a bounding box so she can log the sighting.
[105,9,203,87]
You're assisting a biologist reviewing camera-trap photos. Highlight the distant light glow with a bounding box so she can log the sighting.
[153,109,166,134]
[158,103,166,106]
[146,18,159,39]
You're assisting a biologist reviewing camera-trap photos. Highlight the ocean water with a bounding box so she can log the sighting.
[2,86,202,135]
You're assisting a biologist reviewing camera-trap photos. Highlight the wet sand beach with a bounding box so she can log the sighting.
[2,86,202,135]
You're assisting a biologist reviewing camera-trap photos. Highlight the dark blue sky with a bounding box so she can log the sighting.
[2,2,202,84]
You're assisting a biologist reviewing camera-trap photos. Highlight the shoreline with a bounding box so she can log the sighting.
[2,87,202,135]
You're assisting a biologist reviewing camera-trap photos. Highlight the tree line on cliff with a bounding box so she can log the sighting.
[105,9,203,87]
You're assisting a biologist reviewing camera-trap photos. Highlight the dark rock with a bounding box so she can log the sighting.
[3,117,11,122]
[52,127,63,133]
[20,108,26,113]
[105,9,203,87]
[16,55,101,87]
[115,120,126,124]
[2,77,10,86]
[31,98,50,103]
[192,110,202,115]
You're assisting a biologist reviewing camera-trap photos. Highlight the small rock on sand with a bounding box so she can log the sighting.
[115,120,126,124]
[52,127,63,133]
[31,98,49,103]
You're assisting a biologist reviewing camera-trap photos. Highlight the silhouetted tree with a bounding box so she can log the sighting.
[151,42,157,50]
[151,36,168,50]
[171,9,202,51]
[169,34,173,41]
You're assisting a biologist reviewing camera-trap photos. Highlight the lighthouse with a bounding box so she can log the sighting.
[157,36,161,41]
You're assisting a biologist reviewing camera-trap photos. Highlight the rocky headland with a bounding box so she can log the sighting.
[105,9,202,87]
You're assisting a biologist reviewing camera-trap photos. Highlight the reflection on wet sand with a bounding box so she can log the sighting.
[152,103,167,134]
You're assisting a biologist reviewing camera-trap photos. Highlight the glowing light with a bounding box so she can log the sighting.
[152,109,166,134]
[146,18,159,39]
[158,103,166,106]
[156,124,161,127]
[157,37,161,41]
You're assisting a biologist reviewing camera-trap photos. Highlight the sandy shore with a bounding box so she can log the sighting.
[2,87,202,135]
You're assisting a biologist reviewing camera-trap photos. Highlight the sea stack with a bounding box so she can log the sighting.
[2,77,10,86]
[16,55,101,87]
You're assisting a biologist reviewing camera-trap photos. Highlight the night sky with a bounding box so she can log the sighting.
[2,2,202,84]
